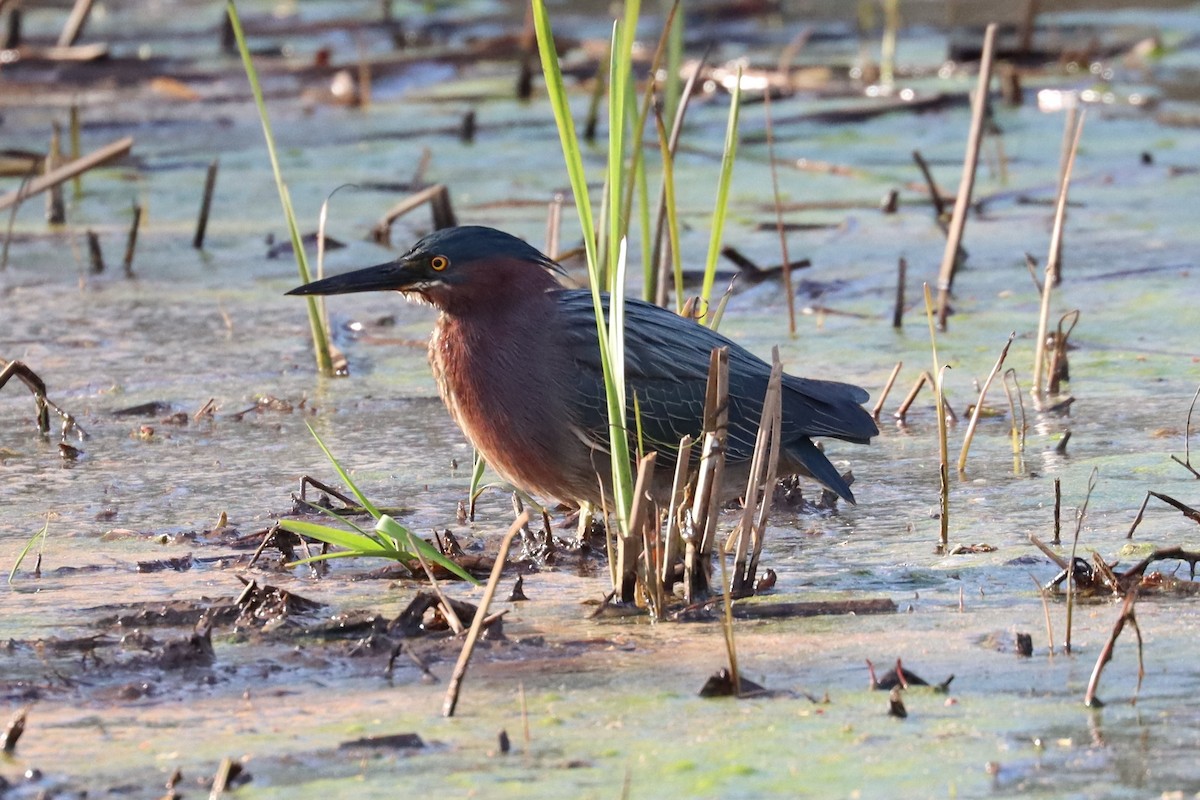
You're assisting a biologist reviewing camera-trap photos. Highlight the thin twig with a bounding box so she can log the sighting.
[1031,573,1055,655]
[1083,588,1142,708]
[892,256,907,328]
[763,91,796,335]
[873,361,903,421]
[1170,384,1200,479]
[443,511,528,718]
[958,332,1015,473]
[0,136,134,212]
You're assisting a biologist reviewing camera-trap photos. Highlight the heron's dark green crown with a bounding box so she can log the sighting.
[285,225,562,297]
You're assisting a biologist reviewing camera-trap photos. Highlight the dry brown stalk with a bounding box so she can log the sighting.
[1001,368,1027,454]
[661,434,693,589]
[924,284,951,549]
[443,511,529,718]
[371,184,456,245]
[1170,384,1200,479]
[0,135,132,212]
[57,0,96,47]
[893,256,907,328]
[1033,111,1086,397]
[957,332,1016,473]
[763,91,797,335]
[873,361,903,420]
[687,347,729,601]
[544,193,563,260]
[653,48,707,307]
[1127,492,1200,540]
[911,149,947,221]
[729,349,783,597]
[894,371,931,421]
[618,452,657,603]
[1031,574,1056,655]
[1083,589,1143,708]
[935,22,998,330]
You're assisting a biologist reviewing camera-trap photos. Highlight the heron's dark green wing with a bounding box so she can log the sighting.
[553,290,877,466]
[554,291,768,462]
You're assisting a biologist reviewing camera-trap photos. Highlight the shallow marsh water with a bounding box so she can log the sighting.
[2,1,1200,797]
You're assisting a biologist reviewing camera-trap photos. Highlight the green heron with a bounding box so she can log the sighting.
[288,226,877,507]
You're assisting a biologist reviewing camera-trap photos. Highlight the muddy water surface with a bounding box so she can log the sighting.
[3,1,1200,797]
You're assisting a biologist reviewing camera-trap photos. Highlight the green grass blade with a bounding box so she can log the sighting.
[533,0,636,531]
[278,518,388,552]
[531,0,598,280]
[7,518,49,583]
[607,237,633,524]
[700,68,743,319]
[378,515,478,584]
[305,422,382,519]
[226,0,332,375]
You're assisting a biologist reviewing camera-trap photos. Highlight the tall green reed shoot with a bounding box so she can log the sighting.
[226,0,333,375]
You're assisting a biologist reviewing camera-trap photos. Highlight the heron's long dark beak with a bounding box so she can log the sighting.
[286,259,415,296]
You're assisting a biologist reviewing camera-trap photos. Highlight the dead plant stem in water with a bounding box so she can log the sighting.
[443,511,529,718]
[935,22,997,330]
[924,284,950,549]
[957,332,1015,474]
[1033,110,1086,398]
[763,91,797,335]
[1170,383,1200,479]
[873,361,903,420]
[729,349,783,597]
[1083,589,1144,707]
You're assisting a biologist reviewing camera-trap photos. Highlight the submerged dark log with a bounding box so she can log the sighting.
[734,598,896,619]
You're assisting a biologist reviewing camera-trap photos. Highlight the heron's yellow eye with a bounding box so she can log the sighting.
[430,255,450,271]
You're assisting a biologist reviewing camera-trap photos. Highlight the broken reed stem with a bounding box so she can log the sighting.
[718,534,740,698]
[924,284,950,549]
[662,435,693,589]
[935,365,951,550]
[912,149,947,220]
[618,452,657,604]
[1032,574,1055,655]
[957,332,1016,473]
[1169,383,1200,479]
[371,183,456,245]
[894,371,931,421]
[1046,309,1079,395]
[193,158,219,250]
[85,229,103,273]
[730,349,783,597]
[892,256,906,328]
[763,91,797,336]
[1126,491,1153,539]
[873,361,903,421]
[443,510,529,718]
[122,201,142,277]
[69,104,81,198]
[544,193,563,259]
[1001,368,1027,453]
[935,22,997,330]
[1033,110,1086,397]
[1065,501,1085,655]
[1083,589,1143,708]
[653,52,706,307]
[410,534,465,636]
[1053,477,1062,545]
[46,123,65,224]
[0,136,133,213]
[57,0,95,47]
